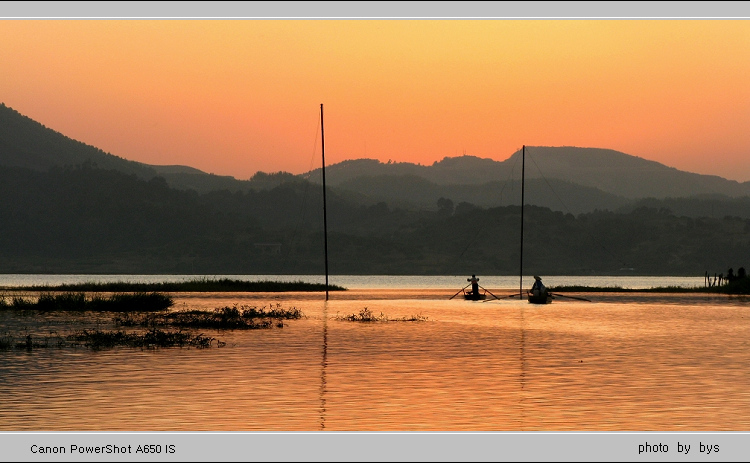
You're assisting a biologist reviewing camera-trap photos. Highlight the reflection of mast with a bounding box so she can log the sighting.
[319,105,330,429]
[519,305,526,428]
[519,145,525,299]
[319,302,328,430]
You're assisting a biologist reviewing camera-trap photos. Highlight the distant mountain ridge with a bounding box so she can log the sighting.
[0,102,157,177]
[0,103,250,193]
[3,102,750,212]
[306,148,750,200]
[3,103,750,275]
[507,147,750,199]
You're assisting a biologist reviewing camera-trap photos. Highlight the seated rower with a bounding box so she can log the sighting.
[530,275,547,297]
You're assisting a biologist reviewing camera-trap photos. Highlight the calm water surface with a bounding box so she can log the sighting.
[1,275,748,431]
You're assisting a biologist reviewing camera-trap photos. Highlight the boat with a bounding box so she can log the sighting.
[527,289,551,304]
[450,276,498,301]
[449,146,553,303]
[527,292,551,304]
[527,276,552,304]
[463,290,487,301]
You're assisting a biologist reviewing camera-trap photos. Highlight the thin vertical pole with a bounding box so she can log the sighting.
[520,145,525,299]
[320,104,329,301]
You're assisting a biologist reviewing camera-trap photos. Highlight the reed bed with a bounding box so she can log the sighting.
[0,330,216,350]
[0,332,68,350]
[68,329,215,349]
[0,333,15,350]
[114,304,303,330]
[336,307,428,322]
[0,292,173,312]
[9,278,346,293]
[0,301,303,350]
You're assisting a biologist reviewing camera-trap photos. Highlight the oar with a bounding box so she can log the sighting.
[478,285,502,300]
[482,293,519,302]
[449,283,471,300]
[549,292,591,302]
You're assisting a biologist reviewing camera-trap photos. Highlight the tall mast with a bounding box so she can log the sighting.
[520,145,525,299]
[320,104,329,301]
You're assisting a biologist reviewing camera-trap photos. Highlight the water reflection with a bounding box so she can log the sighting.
[320,301,328,430]
[2,290,750,430]
[519,304,526,429]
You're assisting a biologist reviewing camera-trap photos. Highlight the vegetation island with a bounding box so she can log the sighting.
[0,278,346,293]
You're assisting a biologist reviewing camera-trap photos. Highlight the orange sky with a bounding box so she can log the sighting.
[1,19,749,181]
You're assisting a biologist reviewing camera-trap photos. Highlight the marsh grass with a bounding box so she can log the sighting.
[1,328,215,350]
[0,292,173,312]
[114,304,304,330]
[0,333,13,350]
[68,329,215,349]
[1,302,303,350]
[336,307,428,322]
[0,332,67,350]
[11,278,346,293]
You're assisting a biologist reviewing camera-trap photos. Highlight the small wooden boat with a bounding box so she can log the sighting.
[527,290,552,304]
[450,281,499,301]
[463,290,487,301]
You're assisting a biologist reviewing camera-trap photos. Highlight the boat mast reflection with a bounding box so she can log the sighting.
[319,301,328,430]
[519,304,527,428]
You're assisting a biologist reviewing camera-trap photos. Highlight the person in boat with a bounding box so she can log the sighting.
[467,274,479,297]
[530,275,547,298]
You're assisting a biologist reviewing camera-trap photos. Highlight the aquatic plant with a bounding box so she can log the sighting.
[1,302,303,352]
[0,292,173,312]
[336,307,428,322]
[1,332,67,350]
[336,307,384,322]
[0,328,216,350]
[68,329,214,349]
[114,304,303,330]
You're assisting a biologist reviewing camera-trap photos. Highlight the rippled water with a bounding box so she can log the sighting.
[1,277,749,431]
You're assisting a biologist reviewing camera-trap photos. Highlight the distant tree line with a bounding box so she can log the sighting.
[1,164,749,275]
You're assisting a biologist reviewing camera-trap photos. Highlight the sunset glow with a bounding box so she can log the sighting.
[2,19,749,180]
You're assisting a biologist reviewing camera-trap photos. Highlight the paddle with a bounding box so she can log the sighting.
[449,283,472,300]
[478,285,502,300]
[549,292,592,302]
[482,292,519,302]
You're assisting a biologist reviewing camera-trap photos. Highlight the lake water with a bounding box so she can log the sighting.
[1,274,749,431]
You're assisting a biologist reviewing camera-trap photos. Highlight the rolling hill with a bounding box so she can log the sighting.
[3,102,750,215]
[2,102,749,275]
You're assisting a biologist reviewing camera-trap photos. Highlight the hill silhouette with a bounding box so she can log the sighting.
[1,102,750,276]
[0,103,255,193]
[307,149,750,200]
[4,102,750,214]
[0,102,157,177]
[505,146,750,199]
